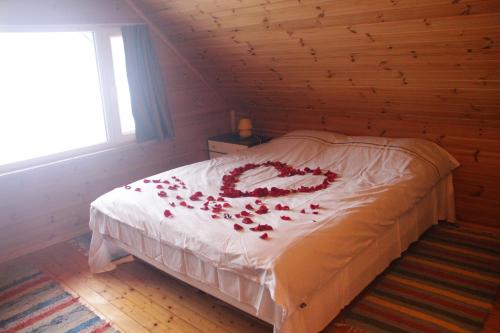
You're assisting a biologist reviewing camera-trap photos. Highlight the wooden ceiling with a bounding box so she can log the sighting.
[132,0,500,227]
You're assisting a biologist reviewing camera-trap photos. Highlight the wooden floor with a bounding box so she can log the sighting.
[3,239,500,333]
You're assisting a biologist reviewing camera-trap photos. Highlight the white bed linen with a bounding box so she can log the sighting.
[89,130,459,332]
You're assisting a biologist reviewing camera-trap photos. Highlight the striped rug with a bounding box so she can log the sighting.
[337,223,500,333]
[0,264,119,333]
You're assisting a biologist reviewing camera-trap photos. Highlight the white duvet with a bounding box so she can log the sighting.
[90,130,459,321]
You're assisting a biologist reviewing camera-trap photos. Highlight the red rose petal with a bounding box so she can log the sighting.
[245,204,254,210]
[281,216,292,221]
[217,197,225,202]
[255,199,263,205]
[207,196,215,201]
[211,214,219,219]
[240,211,252,217]
[187,205,194,209]
[223,202,231,208]
[163,180,170,184]
[176,195,183,200]
[242,217,254,224]
[156,185,164,189]
[310,204,320,210]
[300,209,306,214]
[235,214,241,218]
[143,179,151,183]
[153,179,161,183]
[164,209,173,218]
[250,224,273,232]
[157,191,167,197]
[260,233,269,240]
[179,201,187,207]
[233,224,243,231]
[275,204,283,210]
[256,205,269,214]
[313,211,319,215]
[135,188,141,192]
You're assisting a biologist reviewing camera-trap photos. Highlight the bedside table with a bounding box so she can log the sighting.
[208,134,271,159]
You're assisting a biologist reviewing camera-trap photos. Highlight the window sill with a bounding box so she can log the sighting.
[0,137,158,178]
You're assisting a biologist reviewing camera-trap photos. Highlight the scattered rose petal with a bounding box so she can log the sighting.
[164,210,173,218]
[310,204,320,210]
[176,195,183,200]
[255,199,263,205]
[200,206,209,211]
[223,202,232,208]
[163,180,170,184]
[313,211,319,215]
[207,196,215,201]
[242,217,254,224]
[233,224,243,231]
[135,188,141,192]
[143,179,151,183]
[245,204,254,210]
[260,233,269,240]
[211,214,219,219]
[250,224,273,232]
[240,211,252,217]
[153,179,161,183]
[156,185,164,189]
[235,214,241,218]
[281,216,292,221]
[179,201,187,207]
[300,209,306,214]
[256,205,269,215]
[217,197,225,202]
[157,191,167,198]
[187,205,194,209]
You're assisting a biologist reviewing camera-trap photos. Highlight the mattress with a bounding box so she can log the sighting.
[89,130,459,332]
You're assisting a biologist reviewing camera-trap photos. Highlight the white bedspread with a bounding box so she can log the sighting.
[89,130,459,322]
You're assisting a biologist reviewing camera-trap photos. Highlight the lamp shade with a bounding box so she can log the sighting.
[238,118,253,138]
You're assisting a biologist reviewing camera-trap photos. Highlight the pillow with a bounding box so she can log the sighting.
[282,130,460,177]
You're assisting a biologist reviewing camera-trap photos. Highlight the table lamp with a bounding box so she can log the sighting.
[238,118,253,138]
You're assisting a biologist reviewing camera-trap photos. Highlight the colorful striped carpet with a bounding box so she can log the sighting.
[0,264,119,333]
[336,223,500,333]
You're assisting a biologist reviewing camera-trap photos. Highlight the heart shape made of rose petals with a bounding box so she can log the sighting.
[220,161,337,198]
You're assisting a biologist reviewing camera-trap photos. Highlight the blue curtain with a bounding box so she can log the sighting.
[122,25,173,142]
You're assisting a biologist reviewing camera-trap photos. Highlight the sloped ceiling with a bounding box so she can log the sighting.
[133,0,499,121]
[132,0,500,227]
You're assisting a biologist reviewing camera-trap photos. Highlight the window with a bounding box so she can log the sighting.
[0,27,134,171]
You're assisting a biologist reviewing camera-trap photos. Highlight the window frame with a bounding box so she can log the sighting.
[0,25,136,175]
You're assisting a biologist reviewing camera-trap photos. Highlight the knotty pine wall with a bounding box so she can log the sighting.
[0,0,231,262]
[133,0,500,228]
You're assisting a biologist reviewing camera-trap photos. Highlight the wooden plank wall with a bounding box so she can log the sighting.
[0,0,231,263]
[133,0,500,228]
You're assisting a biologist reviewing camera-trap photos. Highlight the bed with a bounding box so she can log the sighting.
[88,130,459,333]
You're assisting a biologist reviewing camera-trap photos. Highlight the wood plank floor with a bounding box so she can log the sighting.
[3,240,499,333]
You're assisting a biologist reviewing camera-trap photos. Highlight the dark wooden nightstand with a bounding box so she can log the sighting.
[207,134,271,159]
